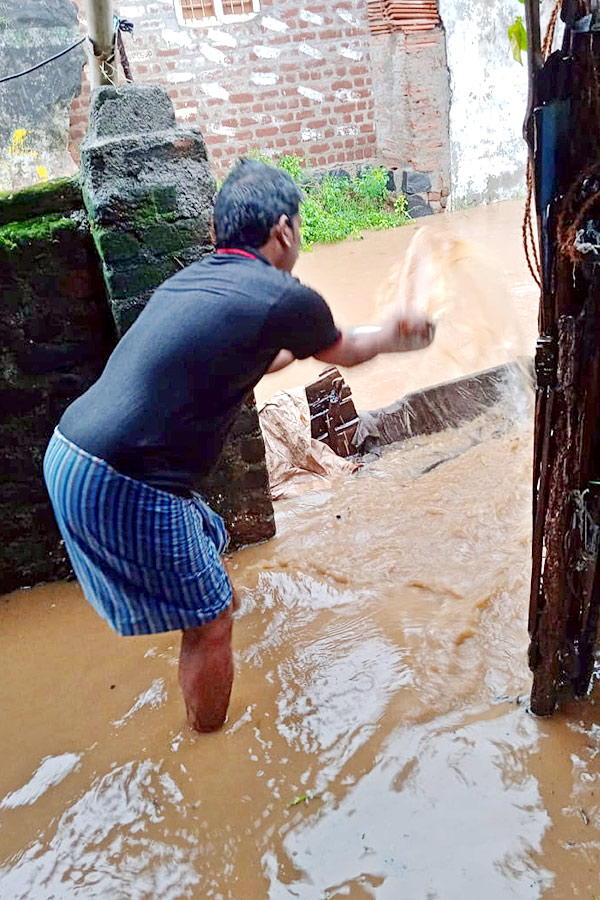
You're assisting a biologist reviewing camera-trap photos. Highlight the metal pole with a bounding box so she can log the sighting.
[85,0,116,88]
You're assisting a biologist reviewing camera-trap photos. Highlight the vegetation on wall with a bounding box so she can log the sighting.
[234,154,410,249]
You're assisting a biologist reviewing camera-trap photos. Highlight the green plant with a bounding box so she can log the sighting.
[224,153,410,248]
[299,165,410,249]
[278,154,304,181]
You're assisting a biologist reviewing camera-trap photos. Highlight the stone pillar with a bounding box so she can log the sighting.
[80,84,216,335]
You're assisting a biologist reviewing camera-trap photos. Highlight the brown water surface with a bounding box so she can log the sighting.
[2,202,600,899]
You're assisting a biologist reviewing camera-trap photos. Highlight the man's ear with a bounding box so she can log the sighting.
[276,214,292,249]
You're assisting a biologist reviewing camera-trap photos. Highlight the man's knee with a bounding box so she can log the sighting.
[182,605,233,650]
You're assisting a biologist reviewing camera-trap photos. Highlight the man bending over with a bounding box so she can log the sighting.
[44,160,434,733]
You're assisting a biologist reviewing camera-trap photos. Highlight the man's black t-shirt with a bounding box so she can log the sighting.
[59,249,341,495]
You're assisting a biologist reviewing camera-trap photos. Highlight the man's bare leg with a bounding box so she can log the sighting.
[179,605,234,733]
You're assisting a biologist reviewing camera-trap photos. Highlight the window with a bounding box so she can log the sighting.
[367,0,440,35]
[176,0,260,26]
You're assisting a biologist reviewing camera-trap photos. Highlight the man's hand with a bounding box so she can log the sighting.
[381,316,436,353]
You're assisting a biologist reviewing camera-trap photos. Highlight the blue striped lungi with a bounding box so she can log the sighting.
[43,428,232,636]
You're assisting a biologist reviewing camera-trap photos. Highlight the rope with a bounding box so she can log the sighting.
[0,35,88,84]
[523,0,563,286]
[88,17,134,86]
[117,29,134,83]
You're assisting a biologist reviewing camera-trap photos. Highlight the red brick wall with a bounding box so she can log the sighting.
[70,0,379,175]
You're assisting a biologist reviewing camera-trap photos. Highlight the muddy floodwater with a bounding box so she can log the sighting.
[2,201,600,899]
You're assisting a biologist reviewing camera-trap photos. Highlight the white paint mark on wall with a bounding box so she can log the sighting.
[298,85,324,102]
[207,29,238,48]
[298,43,323,60]
[118,5,145,18]
[301,129,324,142]
[338,46,363,62]
[337,124,359,136]
[254,45,281,59]
[337,9,360,27]
[251,72,278,85]
[300,9,323,25]
[253,113,284,125]
[161,27,193,48]
[208,124,237,137]
[200,43,227,64]
[261,16,288,32]
[128,48,153,61]
[175,107,199,121]
[335,88,359,102]
[201,82,230,100]
[167,71,194,83]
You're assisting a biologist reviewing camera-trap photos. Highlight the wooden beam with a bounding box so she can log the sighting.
[85,0,116,88]
[523,0,543,148]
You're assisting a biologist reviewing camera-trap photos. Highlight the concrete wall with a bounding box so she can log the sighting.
[0,0,84,190]
[438,0,554,208]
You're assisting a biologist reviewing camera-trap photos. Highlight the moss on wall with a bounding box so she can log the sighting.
[0,212,79,252]
[0,177,83,226]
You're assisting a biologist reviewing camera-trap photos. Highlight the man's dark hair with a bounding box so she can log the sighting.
[213,159,302,249]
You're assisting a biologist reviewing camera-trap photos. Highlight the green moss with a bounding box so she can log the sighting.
[91,223,140,263]
[0,177,83,226]
[0,213,79,252]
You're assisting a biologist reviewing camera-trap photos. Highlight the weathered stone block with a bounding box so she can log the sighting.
[108,295,153,336]
[407,195,434,218]
[108,256,181,300]
[402,171,433,195]
[0,1,82,192]
[88,85,177,139]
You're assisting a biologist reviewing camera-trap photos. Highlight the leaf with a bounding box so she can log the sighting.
[508,15,528,65]
[288,792,313,807]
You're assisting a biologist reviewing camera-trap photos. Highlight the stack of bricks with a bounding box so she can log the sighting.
[69,0,380,177]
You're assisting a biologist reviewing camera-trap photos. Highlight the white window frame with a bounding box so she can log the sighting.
[175,0,260,28]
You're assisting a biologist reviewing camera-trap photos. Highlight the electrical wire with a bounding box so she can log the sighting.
[0,35,88,85]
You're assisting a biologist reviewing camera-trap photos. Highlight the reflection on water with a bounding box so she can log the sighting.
[0,761,200,900]
[270,709,553,900]
[0,754,82,810]
[1,203,600,899]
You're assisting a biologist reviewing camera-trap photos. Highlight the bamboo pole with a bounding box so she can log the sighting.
[85,0,116,88]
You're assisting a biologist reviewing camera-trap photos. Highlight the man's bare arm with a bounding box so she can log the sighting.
[315,319,434,368]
